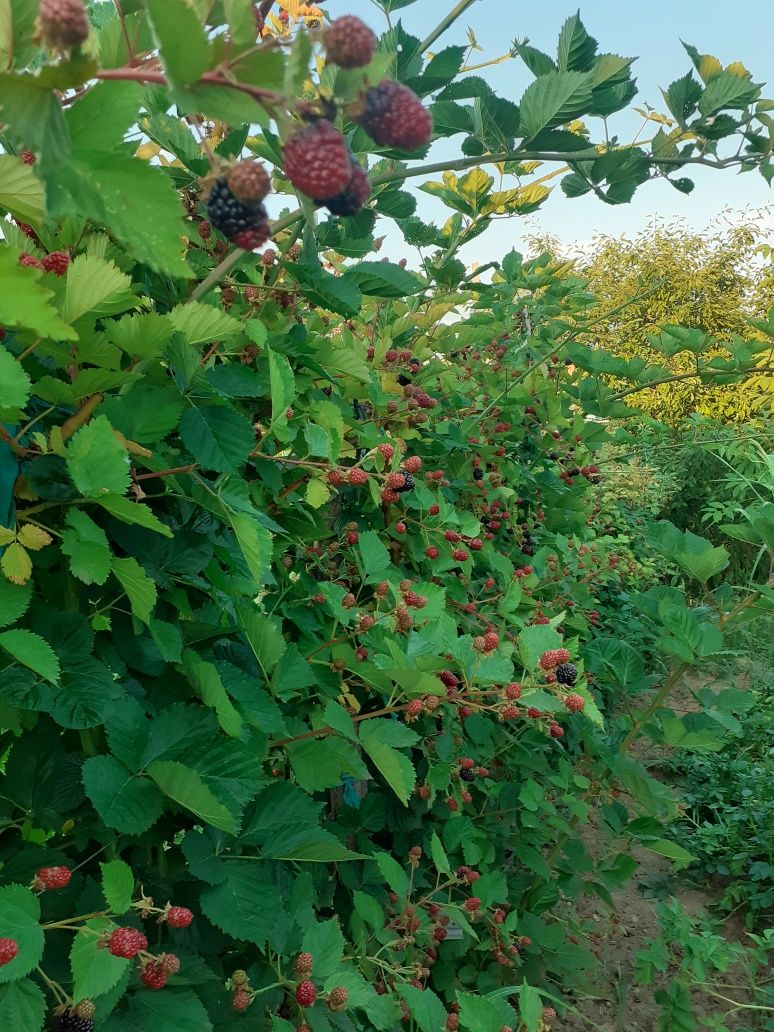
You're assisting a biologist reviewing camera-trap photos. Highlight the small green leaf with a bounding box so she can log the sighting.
[518,981,543,1032]
[111,556,157,623]
[66,415,130,499]
[146,0,211,87]
[61,254,135,324]
[456,990,518,1032]
[147,759,238,835]
[396,984,448,1032]
[62,510,111,586]
[0,250,77,341]
[0,886,44,985]
[0,629,59,683]
[0,579,32,630]
[95,495,172,537]
[0,155,44,224]
[0,346,30,416]
[0,980,46,1031]
[180,404,255,472]
[82,755,164,835]
[359,718,418,805]
[236,607,286,675]
[267,346,295,431]
[183,650,243,739]
[100,860,134,915]
[71,918,130,999]
[430,831,451,874]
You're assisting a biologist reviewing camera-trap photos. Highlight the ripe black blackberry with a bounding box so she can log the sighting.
[473,468,484,481]
[206,178,269,248]
[555,663,577,687]
[58,1012,94,1032]
[459,768,476,782]
[397,471,415,492]
[320,162,372,217]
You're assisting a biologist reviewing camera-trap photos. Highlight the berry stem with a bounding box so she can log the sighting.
[36,965,68,1005]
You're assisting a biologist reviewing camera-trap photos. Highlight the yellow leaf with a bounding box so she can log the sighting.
[17,525,52,551]
[457,168,494,209]
[726,61,751,79]
[135,142,160,161]
[306,478,331,509]
[1,543,32,585]
[441,170,459,191]
[0,527,15,546]
[698,55,722,82]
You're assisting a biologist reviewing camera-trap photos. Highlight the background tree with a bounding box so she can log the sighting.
[565,219,774,423]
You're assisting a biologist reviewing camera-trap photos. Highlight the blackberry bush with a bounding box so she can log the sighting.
[0,3,771,1031]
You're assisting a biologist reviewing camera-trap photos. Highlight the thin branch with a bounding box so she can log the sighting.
[0,424,28,459]
[419,0,479,53]
[610,366,774,400]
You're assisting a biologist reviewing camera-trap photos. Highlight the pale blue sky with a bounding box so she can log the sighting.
[325,0,774,261]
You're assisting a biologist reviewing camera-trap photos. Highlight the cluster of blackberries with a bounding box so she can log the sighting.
[281,17,432,218]
[206,161,272,251]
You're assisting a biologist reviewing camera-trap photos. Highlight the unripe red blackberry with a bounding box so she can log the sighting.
[36,0,90,50]
[348,467,368,486]
[356,80,433,151]
[233,988,251,1011]
[232,223,271,252]
[140,960,168,990]
[227,160,271,204]
[405,699,423,721]
[0,938,18,965]
[158,952,180,975]
[21,150,36,165]
[107,927,147,959]
[283,120,352,200]
[327,986,349,1012]
[295,952,313,977]
[295,980,317,1007]
[35,864,72,890]
[42,251,70,276]
[564,693,585,713]
[324,16,376,69]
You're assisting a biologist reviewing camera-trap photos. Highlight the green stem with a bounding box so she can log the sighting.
[418,0,479,53]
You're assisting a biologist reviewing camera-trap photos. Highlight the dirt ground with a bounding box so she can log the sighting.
[557,676,760,1032]
[557,845,745,1032]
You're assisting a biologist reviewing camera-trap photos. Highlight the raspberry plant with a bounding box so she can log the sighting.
[0,1,772,1030]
